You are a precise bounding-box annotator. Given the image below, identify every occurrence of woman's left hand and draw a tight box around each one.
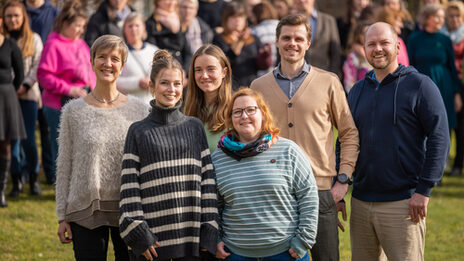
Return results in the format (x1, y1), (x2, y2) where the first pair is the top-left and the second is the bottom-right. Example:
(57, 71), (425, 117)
(288, 248), (301, 259)
(216, 241), (231, 259)
(16, 85), (27, 96)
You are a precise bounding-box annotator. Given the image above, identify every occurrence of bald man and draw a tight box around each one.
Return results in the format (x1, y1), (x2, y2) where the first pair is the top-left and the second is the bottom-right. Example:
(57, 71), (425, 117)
(347, 22), (449, 261)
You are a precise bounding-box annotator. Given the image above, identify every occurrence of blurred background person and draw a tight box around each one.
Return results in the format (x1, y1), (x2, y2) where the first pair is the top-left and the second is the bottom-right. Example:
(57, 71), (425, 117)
(251, 1), (279, 76)
(0, 12), (24, 208)
(179, 0), (214, 56)
(294, 0), (343, 78)
(117, 12), (158, 104)
(244, 0), (261, 25)
(272, 0), (293, 20)
(198, 0), (227, 32)
(342, 22), (371, 93)
(184, 44), (232, 152)
(85, 0), (133, 47)
(380, 0), (414, 43)
(376, 6), (409, 66)
(213, 2), (271, 89)
(56, 35), (148, 261)
(2, 0), (43, 197)
(408, 4), (462, 148)
(37, 0), (96, 185)
(213, 88), (318, 261)
(25, 0), (58, 185)
(337, 0), (370, 52)
(146, 0), (192, 71)
(443, 1), (464, 176)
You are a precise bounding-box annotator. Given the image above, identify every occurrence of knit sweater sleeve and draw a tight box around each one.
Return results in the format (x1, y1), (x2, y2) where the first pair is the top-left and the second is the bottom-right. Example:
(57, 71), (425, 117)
(197, 123), (219, 255)
(329, 75), (360, 178)
(289, 141), (319, 257)
(55, 103), (74, 222)
(119, 124), (157, 256)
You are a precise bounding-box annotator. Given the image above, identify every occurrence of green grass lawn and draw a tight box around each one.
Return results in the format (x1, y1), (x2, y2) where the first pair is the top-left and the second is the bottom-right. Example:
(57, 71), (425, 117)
(1, 175), (463, 260)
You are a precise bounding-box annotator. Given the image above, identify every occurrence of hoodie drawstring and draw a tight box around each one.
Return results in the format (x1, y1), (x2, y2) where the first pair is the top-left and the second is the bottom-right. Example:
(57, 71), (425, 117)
(393, 74), (402, 125)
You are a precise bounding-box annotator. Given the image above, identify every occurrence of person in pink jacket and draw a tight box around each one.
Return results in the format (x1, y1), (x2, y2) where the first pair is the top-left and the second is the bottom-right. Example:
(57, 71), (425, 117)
(37, 0), (96, 184)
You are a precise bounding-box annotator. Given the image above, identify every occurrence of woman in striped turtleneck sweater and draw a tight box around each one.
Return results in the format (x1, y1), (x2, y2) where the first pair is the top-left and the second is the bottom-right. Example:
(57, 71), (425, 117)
(119, 49), (218, 261)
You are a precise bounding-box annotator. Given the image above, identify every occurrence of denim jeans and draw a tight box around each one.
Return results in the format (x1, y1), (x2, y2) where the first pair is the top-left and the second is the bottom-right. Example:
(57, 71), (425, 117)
(42, 106), (61, 184)
(38, 107), (53, 183)
(10, 100), (39, 176)
(225, 250), (310, 261)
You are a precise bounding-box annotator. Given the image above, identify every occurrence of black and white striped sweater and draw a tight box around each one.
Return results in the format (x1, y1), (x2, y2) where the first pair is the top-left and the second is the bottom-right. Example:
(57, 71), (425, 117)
(119, 101), (218, 259)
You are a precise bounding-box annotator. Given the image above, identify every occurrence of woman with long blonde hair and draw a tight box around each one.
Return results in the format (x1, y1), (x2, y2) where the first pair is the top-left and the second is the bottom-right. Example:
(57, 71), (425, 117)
(2, 0), (43, 197)
(184, 44), (232, 152)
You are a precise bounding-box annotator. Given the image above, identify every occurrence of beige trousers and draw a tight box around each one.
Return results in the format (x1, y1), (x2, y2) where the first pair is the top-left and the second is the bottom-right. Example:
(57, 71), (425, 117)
(350, 197), (426, 261)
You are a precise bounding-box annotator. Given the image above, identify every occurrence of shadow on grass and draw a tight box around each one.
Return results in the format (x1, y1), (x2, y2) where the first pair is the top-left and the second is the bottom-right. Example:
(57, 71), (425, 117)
(7, 193), (55, 202)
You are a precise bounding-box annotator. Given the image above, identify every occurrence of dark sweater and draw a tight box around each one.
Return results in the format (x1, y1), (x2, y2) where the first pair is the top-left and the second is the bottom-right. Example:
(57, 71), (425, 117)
(84, 1), (132, 47)
(119, 101), (218, 259)
(0, 37), (24, 89)
(213, 33), (262, 89)
(198, 0), (227, 29)
(348, 65), (449, 202)
(145, 16), (192, 71)
(24, 0), (59, 44)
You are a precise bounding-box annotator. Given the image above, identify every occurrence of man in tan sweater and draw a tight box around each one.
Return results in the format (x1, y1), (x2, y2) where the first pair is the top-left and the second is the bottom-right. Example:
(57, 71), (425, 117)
(251, 14), (359, 261)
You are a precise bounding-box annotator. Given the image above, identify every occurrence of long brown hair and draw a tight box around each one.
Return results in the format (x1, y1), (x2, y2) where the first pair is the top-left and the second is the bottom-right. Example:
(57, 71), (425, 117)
(184, 44), (232, 133)
(2, 1), (34, 57)
(224, 88), (280, 138)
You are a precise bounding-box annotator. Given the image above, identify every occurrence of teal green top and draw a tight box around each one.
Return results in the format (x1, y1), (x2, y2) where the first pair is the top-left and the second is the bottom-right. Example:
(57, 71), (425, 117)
(212, 137), (319, 258)
(204, 123), (223, 153)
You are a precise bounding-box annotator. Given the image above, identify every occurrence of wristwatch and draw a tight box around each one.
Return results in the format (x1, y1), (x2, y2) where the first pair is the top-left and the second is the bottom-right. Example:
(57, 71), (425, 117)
(337, 173), (352, 185)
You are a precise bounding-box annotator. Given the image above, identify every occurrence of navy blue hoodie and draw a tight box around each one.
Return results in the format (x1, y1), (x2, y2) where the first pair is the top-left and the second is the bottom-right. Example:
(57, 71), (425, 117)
(24, 0), (59, 44)
(348, 65), (449, 202)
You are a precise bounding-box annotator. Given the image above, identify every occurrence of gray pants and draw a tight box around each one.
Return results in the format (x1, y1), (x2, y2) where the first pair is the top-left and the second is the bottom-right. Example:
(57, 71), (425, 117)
(310, 190), (339, 261)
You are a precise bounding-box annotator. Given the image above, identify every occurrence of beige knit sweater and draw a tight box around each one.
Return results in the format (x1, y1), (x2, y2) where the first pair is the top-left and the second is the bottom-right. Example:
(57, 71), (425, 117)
(251, 67), (359, 190)
(55, 96), (149, 227)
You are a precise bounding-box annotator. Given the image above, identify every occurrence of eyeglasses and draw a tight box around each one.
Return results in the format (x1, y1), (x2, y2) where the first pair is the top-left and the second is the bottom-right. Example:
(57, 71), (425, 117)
(232, 106), (259, 118)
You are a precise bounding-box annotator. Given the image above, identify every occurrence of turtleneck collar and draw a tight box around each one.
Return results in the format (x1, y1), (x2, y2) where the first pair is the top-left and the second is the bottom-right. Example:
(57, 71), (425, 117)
(9, 30), (21, 40)
(148, 100), (185, 125)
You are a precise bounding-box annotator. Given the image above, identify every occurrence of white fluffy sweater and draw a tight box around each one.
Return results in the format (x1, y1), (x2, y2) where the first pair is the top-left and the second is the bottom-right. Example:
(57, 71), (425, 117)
(55, 96), (149, 227)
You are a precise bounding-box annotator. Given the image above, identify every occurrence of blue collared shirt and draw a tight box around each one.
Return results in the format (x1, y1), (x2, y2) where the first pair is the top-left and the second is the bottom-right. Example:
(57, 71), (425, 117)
(273, 62), (311, 99)
(309, 10), (317, 42)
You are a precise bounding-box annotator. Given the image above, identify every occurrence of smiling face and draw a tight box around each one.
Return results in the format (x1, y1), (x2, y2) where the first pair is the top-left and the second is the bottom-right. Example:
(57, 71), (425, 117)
(276, 24), (311, 65)
(151, 68), (183, 107)
(232, 95), (263, 144)
(194, 54), (227, 95)
(123, 17), (145, 45)
(364, 23), (400, 71)
(4, 6), (24, 32)
(92, 47), (124, 83)
(61, 16), (86, 40)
